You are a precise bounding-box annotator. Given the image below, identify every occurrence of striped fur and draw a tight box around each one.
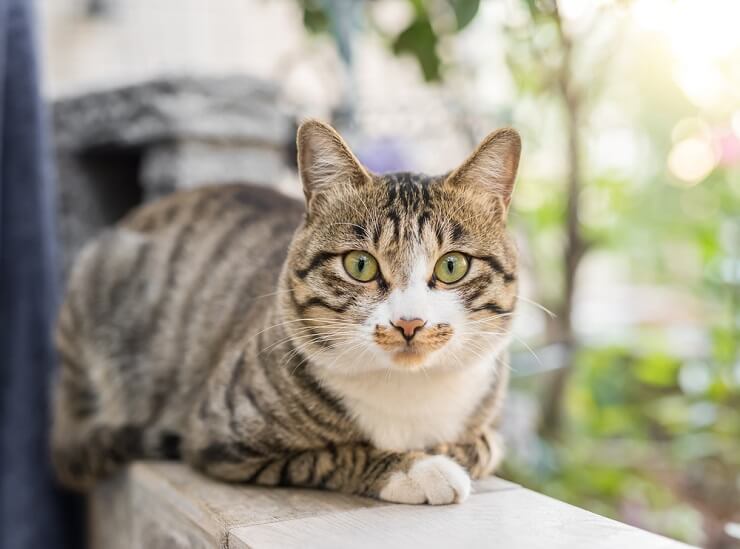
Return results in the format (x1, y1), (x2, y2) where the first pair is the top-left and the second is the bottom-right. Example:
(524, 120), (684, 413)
(51, 120), (521, 505)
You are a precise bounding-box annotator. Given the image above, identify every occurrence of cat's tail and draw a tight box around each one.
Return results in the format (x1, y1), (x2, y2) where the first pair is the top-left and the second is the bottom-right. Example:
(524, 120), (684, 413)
(51, 420), (143, 491)
(51, 304), (143, 490)
(50, 235), (146, 491)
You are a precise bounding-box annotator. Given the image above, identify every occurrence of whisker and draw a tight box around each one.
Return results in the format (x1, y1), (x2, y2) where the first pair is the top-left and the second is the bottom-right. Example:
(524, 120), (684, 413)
(284, 341), (331, 371)
(507, 333), (544, 369)
(467, 312), (516, 324)
(259, 330), (358, 356)
(460, 330), (507, 337)
(244, 288), (296, 301)
(249, 317), (351, 341)
(515, 295), (556, 318)
(280, 333), (358, 362)
(325, 340), (370, 370)
(499, 359), (516, 374)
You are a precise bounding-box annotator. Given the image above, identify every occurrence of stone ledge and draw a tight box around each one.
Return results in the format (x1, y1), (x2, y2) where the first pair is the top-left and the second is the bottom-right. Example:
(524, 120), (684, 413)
(53, 75), (293, 151)
(89, 462), (694, 549)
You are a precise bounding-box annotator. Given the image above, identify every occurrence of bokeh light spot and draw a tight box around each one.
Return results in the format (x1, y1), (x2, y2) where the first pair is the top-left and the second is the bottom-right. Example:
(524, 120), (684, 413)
(667, 138), (717, 185)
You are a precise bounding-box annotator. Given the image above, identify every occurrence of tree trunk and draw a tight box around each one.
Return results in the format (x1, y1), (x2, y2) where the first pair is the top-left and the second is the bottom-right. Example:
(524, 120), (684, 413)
(539, 1), (587, 437)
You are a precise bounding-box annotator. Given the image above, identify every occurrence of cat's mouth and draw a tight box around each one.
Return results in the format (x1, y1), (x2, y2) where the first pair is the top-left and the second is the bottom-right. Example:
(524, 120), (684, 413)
(373, 324), (454, 367)
(391, 347), (431, 367)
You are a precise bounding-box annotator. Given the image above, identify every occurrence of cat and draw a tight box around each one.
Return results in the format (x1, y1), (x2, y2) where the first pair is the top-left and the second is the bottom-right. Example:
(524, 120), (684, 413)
(51, 120), (521, 505)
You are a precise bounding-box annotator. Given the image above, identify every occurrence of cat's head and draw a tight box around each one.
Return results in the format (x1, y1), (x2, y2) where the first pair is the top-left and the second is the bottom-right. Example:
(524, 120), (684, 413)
(281, 120), (520, 375)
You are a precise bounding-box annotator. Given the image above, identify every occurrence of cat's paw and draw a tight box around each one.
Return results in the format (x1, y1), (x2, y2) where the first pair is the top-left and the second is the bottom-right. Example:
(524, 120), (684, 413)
(379, 455), (471, 505)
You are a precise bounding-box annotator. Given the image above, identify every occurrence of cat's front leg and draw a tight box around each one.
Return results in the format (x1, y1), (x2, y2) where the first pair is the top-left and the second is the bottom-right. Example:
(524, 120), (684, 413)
(431, 428), (505, 480)
(186, 441), (471, 505)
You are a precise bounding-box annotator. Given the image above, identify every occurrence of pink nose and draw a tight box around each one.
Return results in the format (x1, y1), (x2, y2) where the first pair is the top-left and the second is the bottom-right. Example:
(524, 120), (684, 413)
(391, 318), (426, 341)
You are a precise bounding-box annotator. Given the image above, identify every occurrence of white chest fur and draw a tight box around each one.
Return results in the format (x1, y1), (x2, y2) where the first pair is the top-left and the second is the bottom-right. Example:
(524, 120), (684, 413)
(319, 359), (496, 451)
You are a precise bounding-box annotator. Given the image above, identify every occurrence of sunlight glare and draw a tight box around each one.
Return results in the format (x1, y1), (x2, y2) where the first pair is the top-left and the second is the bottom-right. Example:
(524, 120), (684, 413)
(667, 137), (717, 185)
(632, 0), (740, 110)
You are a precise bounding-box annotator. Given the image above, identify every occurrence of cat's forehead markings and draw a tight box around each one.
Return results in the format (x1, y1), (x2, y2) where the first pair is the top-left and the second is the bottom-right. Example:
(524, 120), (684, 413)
(381, 172), (438, 208)
(375, 172), (445, 244)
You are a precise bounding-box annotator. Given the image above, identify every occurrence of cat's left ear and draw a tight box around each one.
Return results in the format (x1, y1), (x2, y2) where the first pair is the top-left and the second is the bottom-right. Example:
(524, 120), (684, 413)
(446, 128), (521, 209)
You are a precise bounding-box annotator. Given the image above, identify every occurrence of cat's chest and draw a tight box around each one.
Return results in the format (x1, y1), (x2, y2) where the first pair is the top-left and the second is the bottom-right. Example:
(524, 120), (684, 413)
(322, 361), (495, 451)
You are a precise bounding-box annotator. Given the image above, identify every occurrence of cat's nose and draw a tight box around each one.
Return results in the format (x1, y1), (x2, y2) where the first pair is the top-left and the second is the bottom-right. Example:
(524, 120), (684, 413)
(390, 318), (427, 342)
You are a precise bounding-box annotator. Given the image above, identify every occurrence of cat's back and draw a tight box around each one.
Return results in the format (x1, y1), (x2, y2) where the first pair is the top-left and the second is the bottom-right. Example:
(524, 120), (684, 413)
(122, 183), (304, 237)
(56, 183), (304, 395)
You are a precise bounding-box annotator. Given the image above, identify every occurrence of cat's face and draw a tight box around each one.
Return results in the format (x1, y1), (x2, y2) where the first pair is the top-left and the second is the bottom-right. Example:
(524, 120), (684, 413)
(281, 121), (520, 375)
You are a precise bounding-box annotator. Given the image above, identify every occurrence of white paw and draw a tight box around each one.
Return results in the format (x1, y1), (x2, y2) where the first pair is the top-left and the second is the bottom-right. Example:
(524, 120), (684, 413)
(379, 455), (471, 505)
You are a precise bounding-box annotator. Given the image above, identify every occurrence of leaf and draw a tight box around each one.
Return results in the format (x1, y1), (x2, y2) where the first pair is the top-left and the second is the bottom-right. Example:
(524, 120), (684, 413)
(634, 353), (680, 388)
(392, 15), (441, 81)
(522, 0), (542, 20)
(449, 0), (480, 30)
(302, 4), (329, 34)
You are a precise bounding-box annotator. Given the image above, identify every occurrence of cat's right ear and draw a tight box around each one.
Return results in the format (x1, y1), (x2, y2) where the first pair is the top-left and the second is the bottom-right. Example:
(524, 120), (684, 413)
(296, 120), (370, 211)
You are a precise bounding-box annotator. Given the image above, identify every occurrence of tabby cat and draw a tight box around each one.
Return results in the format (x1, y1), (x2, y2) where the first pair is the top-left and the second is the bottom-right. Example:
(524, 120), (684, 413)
(51, 120), (521, 505)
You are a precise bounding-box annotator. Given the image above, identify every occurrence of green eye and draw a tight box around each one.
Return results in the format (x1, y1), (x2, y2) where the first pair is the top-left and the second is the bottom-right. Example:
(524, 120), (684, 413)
(343, 251), (379, 282)
(434, 252), (469, 284)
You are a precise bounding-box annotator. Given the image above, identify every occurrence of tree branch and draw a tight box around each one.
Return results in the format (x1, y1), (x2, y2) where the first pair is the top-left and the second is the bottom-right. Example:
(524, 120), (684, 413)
(539, 0), (587, 437)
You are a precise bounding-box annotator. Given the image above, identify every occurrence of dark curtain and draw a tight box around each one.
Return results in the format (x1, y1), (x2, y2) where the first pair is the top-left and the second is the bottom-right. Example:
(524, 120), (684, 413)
(0, 0), (83, 547)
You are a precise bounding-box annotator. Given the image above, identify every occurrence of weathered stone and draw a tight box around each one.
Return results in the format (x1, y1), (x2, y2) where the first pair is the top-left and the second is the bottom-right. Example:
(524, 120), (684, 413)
(55, 150), (143, 277)
(140, 140), (286, 201)
(53, 76), (292, 151)
(90, 462), (695, 549)
(52, 76), (295, 278)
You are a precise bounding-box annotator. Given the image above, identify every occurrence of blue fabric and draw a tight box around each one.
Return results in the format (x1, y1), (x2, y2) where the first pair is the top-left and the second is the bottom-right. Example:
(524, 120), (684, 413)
(0, 0), (84, 547)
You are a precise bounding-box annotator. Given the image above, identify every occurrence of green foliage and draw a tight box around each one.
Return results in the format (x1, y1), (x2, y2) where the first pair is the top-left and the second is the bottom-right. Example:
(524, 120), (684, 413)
(297, 0), (481, 81)
(300, 0), (330, 34)
(391, 0), (481, 81)
(450, 0), (480, 30)
(509, 164), (739, 546)
(506, 337), (740, 544)
(391, 13), (440, 81)
(494, 4), (740, 546)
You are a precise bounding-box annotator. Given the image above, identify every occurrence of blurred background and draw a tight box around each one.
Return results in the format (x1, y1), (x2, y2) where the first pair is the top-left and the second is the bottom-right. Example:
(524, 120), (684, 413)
(5, 0), (739, 547)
